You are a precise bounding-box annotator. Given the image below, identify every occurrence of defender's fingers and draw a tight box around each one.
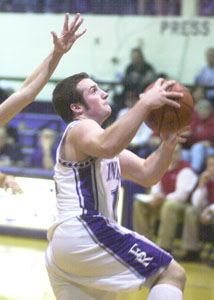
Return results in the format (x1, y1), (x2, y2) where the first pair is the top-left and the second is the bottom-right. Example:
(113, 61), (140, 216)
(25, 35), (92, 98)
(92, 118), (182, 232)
(76, 28), (87, 39)
(73, 17), (84, 33)
(63, 13), (69, 32)
(69, 13), (81, 31)
(50, 31), (58, 43)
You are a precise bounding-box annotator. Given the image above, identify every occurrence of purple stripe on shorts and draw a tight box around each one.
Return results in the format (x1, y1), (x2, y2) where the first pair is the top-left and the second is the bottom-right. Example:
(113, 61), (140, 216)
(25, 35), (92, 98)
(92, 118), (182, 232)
(79, 214), (172, 279)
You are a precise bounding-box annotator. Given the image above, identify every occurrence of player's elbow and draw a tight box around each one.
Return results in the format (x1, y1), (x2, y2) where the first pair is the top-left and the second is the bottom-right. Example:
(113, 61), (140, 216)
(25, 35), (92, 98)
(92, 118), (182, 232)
(140, 178), (158, 188)
(138, 170), (160, 187)
(101, 146), (118, 158)
(98, 143), (120, 158)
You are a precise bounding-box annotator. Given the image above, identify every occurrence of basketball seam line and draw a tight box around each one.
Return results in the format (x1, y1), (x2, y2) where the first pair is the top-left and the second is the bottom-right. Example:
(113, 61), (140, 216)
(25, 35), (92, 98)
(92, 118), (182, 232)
(179, 100), (194, 111)
(173, 107), (181, 129)
(159, 105), (167, 134)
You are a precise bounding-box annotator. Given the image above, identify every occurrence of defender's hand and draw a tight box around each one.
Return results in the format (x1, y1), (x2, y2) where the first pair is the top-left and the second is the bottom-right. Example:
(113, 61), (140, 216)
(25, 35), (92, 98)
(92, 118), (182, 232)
(51, 13), (86, 54)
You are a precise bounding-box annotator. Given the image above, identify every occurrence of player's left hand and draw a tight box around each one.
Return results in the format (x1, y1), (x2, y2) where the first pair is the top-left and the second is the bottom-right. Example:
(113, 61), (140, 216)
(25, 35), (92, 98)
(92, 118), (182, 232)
(51, 13), (86, 54)
(160, 126), (189, 149)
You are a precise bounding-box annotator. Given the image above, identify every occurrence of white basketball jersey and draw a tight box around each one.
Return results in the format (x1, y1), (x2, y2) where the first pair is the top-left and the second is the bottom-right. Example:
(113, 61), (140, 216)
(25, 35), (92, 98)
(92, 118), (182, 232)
(54, 120), (121, 222)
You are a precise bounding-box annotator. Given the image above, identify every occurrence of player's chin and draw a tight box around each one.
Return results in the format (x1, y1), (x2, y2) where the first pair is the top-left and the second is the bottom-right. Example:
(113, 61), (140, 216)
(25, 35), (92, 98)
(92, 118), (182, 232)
(103, 106), (112, 120)
(105, 104), (112, 115)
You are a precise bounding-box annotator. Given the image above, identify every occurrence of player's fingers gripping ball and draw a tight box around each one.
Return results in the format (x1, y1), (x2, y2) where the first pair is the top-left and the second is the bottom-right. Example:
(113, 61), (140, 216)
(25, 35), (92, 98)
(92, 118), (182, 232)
(144, 79), (194, 134)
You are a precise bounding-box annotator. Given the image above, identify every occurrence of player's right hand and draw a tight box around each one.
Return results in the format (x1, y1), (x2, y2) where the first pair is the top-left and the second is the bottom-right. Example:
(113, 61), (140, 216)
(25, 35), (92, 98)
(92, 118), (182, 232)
(140, 78), (183, 111)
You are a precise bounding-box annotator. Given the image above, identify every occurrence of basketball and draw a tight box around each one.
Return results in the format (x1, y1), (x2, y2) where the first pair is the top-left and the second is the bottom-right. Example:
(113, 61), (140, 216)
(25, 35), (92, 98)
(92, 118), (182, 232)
(144, 80), (194, 134)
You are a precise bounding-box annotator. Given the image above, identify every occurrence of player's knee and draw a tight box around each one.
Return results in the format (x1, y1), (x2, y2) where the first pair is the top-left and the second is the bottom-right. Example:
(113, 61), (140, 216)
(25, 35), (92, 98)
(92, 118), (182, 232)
(174, 261), (186, 285)
(159, 260), (186, 290)
(168, 261), (186, 287)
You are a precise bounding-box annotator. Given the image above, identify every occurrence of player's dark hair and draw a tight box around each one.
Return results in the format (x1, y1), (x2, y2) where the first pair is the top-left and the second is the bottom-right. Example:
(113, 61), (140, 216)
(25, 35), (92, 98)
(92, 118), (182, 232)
(52, 72), (90, 124)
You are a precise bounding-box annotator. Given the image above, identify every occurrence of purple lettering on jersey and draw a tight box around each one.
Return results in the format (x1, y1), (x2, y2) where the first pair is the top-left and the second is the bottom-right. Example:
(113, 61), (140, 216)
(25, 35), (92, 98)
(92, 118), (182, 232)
(107, 162), (120, 181)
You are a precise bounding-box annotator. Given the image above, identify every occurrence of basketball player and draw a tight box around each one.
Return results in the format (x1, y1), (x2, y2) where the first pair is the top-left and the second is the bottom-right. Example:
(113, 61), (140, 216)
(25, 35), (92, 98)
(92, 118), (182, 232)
(0, 13), (86, 127)
(45, 61), (189, 300)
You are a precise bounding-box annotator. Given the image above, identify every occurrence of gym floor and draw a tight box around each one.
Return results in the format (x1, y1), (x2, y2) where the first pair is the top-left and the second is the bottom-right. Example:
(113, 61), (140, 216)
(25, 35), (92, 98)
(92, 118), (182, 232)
(0, 235), (213, 300)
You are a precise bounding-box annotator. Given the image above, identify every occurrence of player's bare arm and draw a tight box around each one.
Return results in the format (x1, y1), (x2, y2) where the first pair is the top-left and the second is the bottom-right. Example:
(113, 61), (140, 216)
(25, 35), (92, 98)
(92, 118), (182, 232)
(119, 126), (188, 187)
(0, 13), (86, 126)
(66, 79), (184, 160)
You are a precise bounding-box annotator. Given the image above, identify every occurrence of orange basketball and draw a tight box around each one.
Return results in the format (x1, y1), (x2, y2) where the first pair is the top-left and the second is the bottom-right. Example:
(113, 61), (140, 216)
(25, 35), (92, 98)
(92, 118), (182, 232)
(144, 80), (194, 134)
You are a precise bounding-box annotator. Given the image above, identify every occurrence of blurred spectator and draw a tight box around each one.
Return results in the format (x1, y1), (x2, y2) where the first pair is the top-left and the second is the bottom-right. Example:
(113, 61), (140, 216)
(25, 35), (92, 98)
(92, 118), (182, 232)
(0, 0), (137, 14)
(191, 84), (206, 106)
(116, 90), (153, 155)
(0, 171), (22, 194)
(133, 144), (198, 257)
(0, 0), (13, 12)
(1, 0), (213, 16)
(178, 153), (214, 261)
(144, 0), (181, 15)
(0, 126), (23, 167)
(195, 47), (214, 102)
(199, 0), (214, 16)
(156, 0), (181, 15)
(31, 128), (57, 170)
(122, 48), (156, 95)
(182, 99), (214, 173)
(192, 154), (214, 226)
(138, 132), (161, 159)
(44, 0), (68, 13)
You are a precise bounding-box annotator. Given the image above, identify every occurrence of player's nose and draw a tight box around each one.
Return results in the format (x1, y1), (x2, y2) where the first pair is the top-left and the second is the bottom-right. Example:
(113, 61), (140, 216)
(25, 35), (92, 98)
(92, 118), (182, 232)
(102, 90), (109, 99)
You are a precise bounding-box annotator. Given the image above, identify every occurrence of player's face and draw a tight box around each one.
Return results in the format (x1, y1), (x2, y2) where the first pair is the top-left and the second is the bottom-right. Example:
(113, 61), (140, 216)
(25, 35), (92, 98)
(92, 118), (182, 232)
(76, 78), (111, 124)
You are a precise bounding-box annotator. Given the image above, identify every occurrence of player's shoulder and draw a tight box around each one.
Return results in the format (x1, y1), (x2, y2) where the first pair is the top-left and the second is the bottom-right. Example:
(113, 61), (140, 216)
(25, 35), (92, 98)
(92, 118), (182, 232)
(72, 118), (101, 131)
(67, 118), (102, 139)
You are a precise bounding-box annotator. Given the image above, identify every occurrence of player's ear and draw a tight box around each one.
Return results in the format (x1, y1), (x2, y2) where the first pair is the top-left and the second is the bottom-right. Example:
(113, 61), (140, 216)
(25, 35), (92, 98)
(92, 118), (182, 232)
(70, 103), (84, 114)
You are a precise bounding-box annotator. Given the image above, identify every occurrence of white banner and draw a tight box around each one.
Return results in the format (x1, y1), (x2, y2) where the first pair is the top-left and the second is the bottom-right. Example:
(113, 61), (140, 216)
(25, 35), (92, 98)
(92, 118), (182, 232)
(0, 13), (213, 99)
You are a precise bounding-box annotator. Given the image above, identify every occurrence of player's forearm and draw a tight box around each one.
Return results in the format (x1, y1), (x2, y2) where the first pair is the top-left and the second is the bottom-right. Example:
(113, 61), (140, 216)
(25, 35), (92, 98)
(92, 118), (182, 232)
(141, 142), (175, 186)
(21, 49), (63, 99)
(0, 49), (63, 126)
(99, 99), (151, 157)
